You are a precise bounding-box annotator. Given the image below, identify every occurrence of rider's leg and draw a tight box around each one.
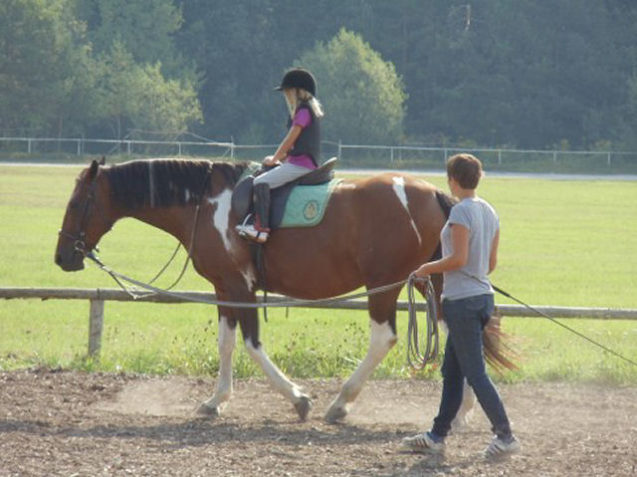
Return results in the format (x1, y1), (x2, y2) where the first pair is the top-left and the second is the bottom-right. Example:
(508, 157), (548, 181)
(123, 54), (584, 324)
(237, 163), (310, 243)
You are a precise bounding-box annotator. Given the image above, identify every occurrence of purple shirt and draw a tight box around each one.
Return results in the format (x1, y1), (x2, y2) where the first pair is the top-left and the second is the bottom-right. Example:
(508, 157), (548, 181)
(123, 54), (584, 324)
(287, 108), (317, 169)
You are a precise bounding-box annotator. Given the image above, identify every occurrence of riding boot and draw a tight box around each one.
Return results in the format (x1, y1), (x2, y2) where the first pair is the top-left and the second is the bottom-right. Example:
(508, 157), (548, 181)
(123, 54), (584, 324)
(253, 183), (271, 233)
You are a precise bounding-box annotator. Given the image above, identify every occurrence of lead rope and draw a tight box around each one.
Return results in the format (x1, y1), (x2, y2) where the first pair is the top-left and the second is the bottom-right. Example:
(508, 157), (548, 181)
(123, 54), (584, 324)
(86, 250), (409, 308)
(406, 275), (440, 370)
(459, 271), (637, 368)
(490, 283), (637, 367)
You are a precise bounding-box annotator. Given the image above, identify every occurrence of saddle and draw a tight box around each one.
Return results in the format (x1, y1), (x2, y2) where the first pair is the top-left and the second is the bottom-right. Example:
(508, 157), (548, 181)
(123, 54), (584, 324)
(231, 157), (339, 230)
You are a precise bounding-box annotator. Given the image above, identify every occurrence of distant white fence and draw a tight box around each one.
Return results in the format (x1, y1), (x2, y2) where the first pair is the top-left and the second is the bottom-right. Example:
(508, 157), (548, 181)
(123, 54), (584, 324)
(1, 136), (636, 169)
(2, 287), (636, 357)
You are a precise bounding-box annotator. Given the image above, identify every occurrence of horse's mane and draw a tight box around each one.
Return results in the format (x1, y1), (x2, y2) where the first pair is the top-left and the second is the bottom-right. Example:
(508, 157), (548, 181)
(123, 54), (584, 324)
(106, 159), (249, 209)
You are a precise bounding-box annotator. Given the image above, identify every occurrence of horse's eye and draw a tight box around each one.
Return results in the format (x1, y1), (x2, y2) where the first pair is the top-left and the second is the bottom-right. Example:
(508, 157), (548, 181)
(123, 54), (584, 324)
(69, 200), (80, 210)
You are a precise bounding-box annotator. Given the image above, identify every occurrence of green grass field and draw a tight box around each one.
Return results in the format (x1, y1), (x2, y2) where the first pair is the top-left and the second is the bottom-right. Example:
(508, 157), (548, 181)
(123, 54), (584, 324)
(1, 164), (636, 383)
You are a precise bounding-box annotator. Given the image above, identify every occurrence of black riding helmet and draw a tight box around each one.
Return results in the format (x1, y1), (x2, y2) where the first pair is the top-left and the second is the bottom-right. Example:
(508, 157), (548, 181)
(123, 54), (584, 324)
(274, 68), (317, 96)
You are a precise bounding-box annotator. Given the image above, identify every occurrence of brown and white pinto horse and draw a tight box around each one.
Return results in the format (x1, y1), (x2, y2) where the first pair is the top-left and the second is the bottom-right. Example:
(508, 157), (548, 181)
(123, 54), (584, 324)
(55, 158), (459, 422)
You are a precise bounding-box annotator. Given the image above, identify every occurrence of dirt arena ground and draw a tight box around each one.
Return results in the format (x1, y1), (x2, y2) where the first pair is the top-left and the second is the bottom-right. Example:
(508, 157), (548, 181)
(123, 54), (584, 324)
(0, 368), (635, 476)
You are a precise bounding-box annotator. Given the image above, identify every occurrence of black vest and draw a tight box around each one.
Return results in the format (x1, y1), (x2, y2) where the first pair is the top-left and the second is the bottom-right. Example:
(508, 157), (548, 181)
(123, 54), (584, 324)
(288, 101), (321, 166)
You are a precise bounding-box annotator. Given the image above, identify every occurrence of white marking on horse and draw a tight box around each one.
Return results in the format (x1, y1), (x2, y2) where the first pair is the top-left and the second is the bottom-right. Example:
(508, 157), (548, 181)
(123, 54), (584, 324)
(244, 339), (304, 402)
(207, 189), (233, 251)
(207, 188), (256, 291)
(326, 320), (397, 419)
(338, 183), (357, 190)
(240, 268), (257, 292)
(392, 176), (421, 245)
(202, 316), (236, 411)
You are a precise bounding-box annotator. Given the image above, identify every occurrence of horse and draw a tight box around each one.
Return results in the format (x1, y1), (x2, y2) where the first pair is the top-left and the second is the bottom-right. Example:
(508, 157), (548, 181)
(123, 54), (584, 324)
(55, 157), (506, 423)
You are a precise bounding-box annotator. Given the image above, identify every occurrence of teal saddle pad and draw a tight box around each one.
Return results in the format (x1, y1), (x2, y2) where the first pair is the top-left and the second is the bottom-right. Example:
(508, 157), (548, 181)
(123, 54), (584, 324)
(279, 179), (342, 228)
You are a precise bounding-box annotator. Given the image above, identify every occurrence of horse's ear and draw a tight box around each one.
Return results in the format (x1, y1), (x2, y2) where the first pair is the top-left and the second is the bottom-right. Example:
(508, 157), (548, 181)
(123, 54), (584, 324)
(99, 156), (106, 166)
(88, 159), (100, 179)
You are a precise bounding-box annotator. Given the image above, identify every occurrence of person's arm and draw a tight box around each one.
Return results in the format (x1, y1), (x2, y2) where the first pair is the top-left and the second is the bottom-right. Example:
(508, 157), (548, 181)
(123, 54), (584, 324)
(488, 228), (499, 274)
(263, 125), (303, 166)
(413, 224), (469, 278)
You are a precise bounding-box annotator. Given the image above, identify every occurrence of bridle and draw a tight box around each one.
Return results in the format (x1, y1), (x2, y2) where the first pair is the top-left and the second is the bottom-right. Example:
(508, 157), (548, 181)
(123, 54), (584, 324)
(58, 173), (101, 258)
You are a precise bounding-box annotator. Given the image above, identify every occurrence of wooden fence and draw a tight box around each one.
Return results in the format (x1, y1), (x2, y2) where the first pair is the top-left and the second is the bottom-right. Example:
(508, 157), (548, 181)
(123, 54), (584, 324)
(2, 287), (636, 357)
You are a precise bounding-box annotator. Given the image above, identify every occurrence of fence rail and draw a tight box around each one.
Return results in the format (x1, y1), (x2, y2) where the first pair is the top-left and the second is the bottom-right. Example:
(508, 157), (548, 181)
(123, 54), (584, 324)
(2, 287), (636, 357)
(1, 136), (636, 170)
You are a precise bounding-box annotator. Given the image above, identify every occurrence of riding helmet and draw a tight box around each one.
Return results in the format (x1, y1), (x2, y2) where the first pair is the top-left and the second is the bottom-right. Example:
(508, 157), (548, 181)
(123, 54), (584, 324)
(275, 68), (317, 96)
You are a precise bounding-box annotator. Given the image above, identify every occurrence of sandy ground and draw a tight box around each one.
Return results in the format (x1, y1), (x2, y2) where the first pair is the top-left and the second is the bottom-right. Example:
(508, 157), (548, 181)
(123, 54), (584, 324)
(0, 368), (635, 476)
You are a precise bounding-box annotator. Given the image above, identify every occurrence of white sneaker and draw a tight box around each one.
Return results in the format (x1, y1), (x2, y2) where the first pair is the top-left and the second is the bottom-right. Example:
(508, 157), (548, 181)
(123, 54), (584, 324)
(484, 435), (521, 459)
(235, 224), (269, 243)
(402, 431), (445, 454)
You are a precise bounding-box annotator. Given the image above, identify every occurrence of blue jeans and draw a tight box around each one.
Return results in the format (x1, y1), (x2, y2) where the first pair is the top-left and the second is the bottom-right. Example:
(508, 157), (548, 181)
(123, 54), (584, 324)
(432, 294), (512, 439)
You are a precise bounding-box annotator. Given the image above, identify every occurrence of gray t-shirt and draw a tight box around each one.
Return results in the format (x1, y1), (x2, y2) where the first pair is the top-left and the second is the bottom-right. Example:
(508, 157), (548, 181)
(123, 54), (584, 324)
(441, 197), (499, 300)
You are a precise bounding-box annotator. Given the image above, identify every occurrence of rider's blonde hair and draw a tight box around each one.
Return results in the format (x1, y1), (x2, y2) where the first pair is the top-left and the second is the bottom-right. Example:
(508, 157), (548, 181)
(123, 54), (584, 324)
(284, 88), (324, 119)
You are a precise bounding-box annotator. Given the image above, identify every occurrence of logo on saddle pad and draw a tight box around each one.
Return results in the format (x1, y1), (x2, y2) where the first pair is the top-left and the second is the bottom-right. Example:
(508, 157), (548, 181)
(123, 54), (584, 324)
(302, 200), (320, 221)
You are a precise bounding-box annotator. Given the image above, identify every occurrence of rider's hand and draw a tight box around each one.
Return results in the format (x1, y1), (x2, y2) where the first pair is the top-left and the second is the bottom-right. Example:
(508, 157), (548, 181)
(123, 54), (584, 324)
(262, 155), (280, 167)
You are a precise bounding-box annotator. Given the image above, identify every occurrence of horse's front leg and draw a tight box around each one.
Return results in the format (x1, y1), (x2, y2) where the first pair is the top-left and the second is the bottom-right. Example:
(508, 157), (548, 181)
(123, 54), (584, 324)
(240, 311), (312, 421)
(197, 314), (237, 417)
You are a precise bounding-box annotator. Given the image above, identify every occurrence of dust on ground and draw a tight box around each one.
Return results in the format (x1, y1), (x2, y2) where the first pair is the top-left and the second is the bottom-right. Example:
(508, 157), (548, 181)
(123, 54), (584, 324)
(0, 369), (635, 476)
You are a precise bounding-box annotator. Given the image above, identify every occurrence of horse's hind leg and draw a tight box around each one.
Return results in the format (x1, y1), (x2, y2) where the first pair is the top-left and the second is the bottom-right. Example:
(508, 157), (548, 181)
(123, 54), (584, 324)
(325, 293), (398, 423)
(197, 315), (237, 417)
(452, 380), (476, 431)
(240, 313), (312, 421)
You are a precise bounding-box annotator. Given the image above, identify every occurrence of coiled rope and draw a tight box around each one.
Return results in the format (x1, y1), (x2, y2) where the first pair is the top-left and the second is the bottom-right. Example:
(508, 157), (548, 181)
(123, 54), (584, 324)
(406, 275), (440, 370)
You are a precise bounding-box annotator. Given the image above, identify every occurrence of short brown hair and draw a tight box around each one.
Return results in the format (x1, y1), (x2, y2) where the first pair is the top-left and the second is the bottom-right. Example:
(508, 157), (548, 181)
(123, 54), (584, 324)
(446, 154), (483, 189)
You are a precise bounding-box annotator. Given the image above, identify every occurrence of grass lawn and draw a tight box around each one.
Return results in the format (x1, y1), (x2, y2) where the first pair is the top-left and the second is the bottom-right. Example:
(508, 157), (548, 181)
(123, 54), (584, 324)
(1, 163), (636, 383)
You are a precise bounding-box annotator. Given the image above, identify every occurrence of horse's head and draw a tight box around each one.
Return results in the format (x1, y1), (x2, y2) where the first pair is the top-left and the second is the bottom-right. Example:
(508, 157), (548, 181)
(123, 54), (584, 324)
(55, 157), (113, 271)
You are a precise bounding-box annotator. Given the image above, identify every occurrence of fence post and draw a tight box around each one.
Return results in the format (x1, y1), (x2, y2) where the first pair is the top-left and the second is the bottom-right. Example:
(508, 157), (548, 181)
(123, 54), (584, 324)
(27, 139), (32, 154)
(498, 150), (502, 165)
(390, 147), (394, 163)
(607, 152), (612, 167)
(88, 298), (104, 357)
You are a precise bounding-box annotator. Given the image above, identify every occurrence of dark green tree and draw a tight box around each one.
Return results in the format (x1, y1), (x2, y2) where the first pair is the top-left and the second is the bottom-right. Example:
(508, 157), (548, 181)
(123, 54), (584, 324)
(298, 29), (406, 144)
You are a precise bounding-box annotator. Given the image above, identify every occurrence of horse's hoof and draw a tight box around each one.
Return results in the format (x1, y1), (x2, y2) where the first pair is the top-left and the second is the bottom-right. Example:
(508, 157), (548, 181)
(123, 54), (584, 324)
(324, 405), (347, 424)
(294, 396), (312, 421)
(196, 402), (220, 418)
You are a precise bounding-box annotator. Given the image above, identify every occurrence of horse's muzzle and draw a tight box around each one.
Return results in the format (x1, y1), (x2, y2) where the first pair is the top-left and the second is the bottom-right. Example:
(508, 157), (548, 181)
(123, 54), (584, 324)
(55, 250), (85, 272)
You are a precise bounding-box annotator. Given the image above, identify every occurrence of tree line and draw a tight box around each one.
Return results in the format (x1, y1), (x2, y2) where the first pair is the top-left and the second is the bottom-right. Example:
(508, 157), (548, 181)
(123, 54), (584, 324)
(2, 0), (637, 151)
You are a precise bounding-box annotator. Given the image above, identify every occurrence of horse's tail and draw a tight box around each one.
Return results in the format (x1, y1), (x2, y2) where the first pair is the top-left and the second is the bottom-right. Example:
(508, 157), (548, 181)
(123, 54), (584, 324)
(482, 315), (519, 373)
(435, 189), (456, 220)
